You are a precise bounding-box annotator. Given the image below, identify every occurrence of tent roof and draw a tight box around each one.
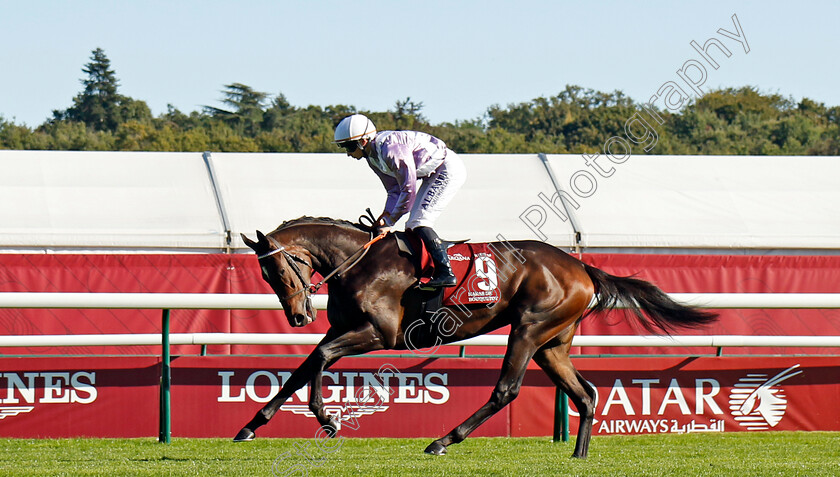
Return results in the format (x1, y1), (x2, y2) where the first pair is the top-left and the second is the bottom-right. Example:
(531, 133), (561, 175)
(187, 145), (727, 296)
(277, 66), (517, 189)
(1, 151), (837, 252)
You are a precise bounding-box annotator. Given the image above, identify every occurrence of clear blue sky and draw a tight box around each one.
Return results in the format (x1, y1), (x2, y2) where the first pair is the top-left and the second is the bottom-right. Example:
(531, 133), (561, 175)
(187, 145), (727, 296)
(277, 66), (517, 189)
(1, 0), (838, 127)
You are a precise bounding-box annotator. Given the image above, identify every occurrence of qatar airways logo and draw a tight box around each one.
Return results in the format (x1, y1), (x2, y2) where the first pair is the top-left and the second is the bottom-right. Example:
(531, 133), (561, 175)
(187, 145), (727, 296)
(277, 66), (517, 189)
(0, 372), (98, 420)
(729, 365), (802, 430)
(218, 366), (449, 430)
(592, 365), (803, 434)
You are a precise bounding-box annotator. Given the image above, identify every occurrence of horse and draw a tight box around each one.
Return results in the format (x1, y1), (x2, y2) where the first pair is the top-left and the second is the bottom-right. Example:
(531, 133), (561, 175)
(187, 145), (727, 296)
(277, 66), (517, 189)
(235, 216), (717, 458)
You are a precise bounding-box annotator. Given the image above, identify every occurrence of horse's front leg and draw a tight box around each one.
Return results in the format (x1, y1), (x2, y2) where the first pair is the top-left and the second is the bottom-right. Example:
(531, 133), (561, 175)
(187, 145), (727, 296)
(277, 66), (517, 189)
(234, 324), (385, 442)
(308, 370), (339, 436)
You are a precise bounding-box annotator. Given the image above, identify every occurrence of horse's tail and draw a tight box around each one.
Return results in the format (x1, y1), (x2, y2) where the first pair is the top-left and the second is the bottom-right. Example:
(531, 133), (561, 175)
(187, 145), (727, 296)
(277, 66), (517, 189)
(582, 263), (717, 334)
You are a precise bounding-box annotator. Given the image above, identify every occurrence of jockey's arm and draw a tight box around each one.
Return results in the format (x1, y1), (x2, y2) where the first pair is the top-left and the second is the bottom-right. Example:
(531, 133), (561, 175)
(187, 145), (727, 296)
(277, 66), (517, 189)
(383, 154), (417, 226)
(369, 143), (418, 230)
(369, 165), (399, 225)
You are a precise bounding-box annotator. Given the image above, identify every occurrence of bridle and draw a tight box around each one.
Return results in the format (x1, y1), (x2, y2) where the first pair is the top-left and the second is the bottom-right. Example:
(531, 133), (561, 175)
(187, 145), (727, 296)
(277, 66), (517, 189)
(255, 231), (389, 322)
(257, 236), (313, 299)
(257, 236), (317, 323)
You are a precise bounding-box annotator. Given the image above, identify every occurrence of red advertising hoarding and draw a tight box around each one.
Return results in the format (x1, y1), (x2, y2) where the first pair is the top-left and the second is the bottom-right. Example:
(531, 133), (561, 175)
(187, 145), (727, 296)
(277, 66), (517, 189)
(512, 356), (839, 437)
(1, 253), (839, 356)
(1, 356), (836, 439)
(1, 251), (838, 438)
(171, 356), (510, 439)
(0, 357), (159, 438)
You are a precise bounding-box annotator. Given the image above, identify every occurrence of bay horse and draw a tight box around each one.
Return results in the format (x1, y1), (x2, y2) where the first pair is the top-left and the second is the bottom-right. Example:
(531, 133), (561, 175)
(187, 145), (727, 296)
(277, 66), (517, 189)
(236, 217), (716, 458)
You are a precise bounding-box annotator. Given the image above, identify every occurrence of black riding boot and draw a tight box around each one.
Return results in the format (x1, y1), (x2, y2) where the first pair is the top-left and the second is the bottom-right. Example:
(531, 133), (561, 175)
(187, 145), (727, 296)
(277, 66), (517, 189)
(415, 226), (457, 288)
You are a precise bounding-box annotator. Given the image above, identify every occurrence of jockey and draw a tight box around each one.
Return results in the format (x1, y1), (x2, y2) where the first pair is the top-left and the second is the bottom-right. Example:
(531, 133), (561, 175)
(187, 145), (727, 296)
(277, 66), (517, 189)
(334, 114), (466, 288)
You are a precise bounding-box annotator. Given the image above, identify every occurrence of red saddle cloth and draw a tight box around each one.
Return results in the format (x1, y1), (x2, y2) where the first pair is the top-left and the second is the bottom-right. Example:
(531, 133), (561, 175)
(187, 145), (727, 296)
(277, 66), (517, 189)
(405, 234), (501, 306)
(440, 243), (501, 306)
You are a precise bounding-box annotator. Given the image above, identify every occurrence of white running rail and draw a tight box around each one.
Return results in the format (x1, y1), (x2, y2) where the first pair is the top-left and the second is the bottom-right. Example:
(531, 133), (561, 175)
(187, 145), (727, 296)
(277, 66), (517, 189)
(0, 292), (839, 348)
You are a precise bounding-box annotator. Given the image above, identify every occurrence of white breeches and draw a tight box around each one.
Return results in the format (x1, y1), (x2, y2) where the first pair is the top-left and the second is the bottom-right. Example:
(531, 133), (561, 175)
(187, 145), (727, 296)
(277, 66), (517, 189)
(406, 150), (466, 229)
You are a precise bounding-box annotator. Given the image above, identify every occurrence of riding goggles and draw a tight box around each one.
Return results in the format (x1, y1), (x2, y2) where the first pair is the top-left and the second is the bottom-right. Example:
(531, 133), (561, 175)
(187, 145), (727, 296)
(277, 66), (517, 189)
(338, 141), (358, 153)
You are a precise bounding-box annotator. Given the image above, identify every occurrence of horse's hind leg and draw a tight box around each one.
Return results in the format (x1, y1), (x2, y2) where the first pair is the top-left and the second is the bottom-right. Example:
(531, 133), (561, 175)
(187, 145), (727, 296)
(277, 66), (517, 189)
(424, 327), (538, 455)
(533, 336), (596, 458)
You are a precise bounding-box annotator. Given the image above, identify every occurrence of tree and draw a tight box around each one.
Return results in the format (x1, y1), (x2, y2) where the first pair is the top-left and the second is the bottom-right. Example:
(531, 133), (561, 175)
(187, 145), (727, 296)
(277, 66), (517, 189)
(7, 73), (839, 154)
(0, 116), (37, 149)
(60, 48), (120, 130)
(204, 83), (268, 136)
(486, 85), (637, 152)
(261, 93), (296, 131)
(393, 96), (426, 128)
(54, 48), (151, 131)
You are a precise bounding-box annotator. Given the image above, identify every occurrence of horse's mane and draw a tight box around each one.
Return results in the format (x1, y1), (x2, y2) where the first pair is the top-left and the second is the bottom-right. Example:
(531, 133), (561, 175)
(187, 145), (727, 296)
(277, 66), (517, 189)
(271, 216), (372, 234)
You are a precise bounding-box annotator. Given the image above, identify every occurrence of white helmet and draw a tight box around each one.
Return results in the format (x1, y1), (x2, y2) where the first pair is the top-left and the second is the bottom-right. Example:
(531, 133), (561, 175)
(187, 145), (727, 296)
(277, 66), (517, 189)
(334, 114), (377, 144)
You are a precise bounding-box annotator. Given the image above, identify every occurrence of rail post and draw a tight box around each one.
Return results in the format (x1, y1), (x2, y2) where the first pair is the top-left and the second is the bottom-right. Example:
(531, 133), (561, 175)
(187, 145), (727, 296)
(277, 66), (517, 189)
(159, 309), (172, 444)
(553, 388), (569, 443)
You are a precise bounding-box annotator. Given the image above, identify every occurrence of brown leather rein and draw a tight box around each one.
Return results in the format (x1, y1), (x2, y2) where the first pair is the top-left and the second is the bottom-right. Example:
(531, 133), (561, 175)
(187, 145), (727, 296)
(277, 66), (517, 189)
(256, 232), (388, 317)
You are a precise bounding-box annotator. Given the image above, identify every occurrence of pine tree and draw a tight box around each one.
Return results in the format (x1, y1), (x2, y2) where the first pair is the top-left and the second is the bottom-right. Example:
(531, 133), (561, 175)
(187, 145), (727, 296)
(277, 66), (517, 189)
(204, 83), (268, 136)
(62, 48), (122, 130)
(52, 48), (150, 132)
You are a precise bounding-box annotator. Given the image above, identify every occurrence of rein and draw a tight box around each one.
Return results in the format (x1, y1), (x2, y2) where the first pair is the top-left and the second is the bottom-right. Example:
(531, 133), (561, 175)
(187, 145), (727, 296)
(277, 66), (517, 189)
(315, 230), (388, 288)
(257, 231), (389, 305)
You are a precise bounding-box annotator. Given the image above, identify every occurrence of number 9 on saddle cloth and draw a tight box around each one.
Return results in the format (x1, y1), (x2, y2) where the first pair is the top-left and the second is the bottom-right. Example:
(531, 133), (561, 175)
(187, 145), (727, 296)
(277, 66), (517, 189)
(393, 230), (501, 318)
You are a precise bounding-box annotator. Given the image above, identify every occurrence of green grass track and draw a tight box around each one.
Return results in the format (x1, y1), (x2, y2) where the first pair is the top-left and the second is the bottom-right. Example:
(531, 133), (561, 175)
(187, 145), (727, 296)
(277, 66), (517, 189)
(0, 432), (838, 476)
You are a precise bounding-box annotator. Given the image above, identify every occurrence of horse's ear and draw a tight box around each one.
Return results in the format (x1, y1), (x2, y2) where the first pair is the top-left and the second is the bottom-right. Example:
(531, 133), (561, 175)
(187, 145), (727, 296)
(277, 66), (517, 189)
(240, 233), (258, 250)
(256, 230), (267, 243)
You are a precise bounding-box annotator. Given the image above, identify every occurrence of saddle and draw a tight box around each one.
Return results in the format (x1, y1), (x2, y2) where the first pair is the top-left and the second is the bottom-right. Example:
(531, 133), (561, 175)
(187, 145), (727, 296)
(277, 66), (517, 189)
(393, 231), (501, 315)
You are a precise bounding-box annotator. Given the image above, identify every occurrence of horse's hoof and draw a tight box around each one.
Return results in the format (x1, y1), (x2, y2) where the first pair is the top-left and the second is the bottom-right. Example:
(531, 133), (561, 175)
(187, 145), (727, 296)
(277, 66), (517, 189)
(233, 428), (255, 442)
(321, 422), (339, 438)
(424, 441), (447, 455)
